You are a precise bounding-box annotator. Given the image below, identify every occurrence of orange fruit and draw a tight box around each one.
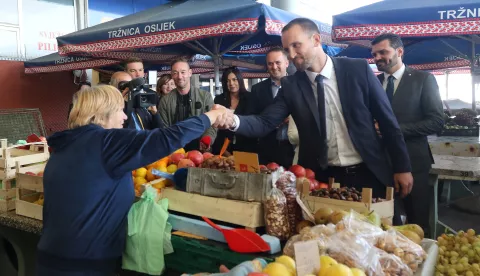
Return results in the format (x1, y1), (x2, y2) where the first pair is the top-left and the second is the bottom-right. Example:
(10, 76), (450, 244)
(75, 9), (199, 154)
(152, 179), (168, 189)
(146, 167), (156, 182)
(132, 170), (136, 177)
(135, 168), (147, 178)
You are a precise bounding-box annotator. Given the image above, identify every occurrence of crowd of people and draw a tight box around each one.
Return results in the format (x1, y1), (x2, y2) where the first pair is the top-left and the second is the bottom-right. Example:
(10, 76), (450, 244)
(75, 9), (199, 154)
(39, 17), (443, 276)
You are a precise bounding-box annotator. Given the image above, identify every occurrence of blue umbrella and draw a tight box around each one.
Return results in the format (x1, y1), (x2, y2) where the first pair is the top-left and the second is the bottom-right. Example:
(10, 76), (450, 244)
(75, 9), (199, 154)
(332, 0), (480, 109)
(56, 0), (344, 93)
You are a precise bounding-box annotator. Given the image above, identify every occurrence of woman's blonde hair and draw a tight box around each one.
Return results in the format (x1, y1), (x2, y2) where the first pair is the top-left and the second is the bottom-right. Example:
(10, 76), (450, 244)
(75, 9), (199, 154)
(68, 85), (124, 129)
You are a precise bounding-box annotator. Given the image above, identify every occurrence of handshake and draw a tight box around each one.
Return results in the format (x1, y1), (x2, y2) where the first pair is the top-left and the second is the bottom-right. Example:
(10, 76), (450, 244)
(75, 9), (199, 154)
(205, 104), (237, 130)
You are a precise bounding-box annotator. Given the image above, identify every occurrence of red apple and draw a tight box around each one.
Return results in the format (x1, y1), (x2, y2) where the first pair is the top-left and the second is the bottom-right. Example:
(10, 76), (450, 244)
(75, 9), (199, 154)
(203, 152), (214, 160)
(311, 179), (320, 190)
(39, 136), (47, 142)
(289, 165), (306, 178)
(187, 150), (204, 167)
(178, 158), (195, 168)
(266, 162), (280, 171)
(169, 153), (185, 165)
(305, 168), (315, 179)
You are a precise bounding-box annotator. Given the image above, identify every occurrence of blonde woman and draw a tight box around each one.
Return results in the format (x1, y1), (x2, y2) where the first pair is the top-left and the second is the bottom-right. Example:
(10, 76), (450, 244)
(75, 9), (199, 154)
(37, 85), (229, 276)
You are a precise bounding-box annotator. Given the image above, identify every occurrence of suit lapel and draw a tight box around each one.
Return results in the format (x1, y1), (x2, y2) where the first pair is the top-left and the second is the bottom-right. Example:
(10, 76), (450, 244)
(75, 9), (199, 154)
(296, 71), (321, 131)
(330, 57), (350, 117)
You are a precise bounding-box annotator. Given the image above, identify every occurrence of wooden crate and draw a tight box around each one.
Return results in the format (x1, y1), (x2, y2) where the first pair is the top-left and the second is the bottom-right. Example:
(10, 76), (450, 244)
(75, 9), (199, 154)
(159, 188), (264, 232)
(15, 162), (44, 220)
(0, 184), (16, 212)
(0, 139), (49, 181)
(299, 179), (394, 220)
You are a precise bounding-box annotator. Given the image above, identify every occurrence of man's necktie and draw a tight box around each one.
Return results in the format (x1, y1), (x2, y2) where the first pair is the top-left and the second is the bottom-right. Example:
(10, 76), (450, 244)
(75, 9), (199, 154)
(386, 75), (395, 103)
(315, 74), (329, 169)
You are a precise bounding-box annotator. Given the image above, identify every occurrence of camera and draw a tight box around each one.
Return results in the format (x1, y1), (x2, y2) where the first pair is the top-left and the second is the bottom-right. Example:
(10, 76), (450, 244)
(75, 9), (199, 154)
(120, 78), (158, 108)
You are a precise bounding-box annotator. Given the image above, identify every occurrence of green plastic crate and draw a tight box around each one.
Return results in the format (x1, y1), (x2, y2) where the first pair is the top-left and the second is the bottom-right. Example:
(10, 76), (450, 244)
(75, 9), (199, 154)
(165, 235), (275, 274)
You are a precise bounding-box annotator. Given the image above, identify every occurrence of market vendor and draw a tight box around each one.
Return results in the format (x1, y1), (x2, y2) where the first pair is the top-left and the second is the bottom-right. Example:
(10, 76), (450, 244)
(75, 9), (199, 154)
(36, 85), (231, 276)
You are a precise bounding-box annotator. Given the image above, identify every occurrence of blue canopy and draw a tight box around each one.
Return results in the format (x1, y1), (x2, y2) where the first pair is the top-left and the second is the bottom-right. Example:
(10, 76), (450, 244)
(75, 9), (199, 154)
(56, 0), (344, 93)
(332, 0), (480, 109)
(333, 0), (480, 41)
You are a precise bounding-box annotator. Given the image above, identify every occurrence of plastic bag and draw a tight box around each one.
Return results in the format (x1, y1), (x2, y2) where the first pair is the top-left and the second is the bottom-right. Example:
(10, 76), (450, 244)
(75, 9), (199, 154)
(326, 231), (385, 276)
(375, 229), (427, 273)
(334, 211), (384, 244)
(122, 186), (172, 275)
(264, 185), (290, 240)
(282, 225), (332, 258)
(275, 168), (299, 236)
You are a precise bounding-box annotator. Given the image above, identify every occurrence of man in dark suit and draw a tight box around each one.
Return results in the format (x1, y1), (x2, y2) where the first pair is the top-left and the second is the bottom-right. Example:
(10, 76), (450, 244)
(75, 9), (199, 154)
(372, 33), (444, 232)
(248, 47), (294, 168)
(213, 18), (413, 201)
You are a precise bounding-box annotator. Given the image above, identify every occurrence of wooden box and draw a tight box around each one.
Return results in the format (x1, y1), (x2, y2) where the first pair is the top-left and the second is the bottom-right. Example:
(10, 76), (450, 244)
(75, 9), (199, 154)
(0, 185), (16, 212)
(299, 179), (394, 220)
(15, 162), (44, 220)
(186, 167), (272, 202)
(159, 188), (264, 232)
(0, 139), (49, 181)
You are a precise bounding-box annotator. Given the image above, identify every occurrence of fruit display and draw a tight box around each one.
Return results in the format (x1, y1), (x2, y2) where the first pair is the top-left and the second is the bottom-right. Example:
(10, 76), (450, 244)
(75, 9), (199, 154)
(310, 187), (385, 203)
(282, 211), (428, 275)
(435, 229), (480, 276)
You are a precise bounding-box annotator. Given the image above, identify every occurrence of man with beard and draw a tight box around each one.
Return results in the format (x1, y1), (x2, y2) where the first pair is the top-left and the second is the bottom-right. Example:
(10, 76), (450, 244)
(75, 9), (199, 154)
(213, 18), (413, 210)
(159, 57), (216, 151)
(372, 33), (443, 232)
(248, 47), (295, 168)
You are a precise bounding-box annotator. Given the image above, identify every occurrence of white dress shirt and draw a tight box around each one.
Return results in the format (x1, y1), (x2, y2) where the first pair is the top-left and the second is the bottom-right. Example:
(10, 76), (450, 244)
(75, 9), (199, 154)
(305, 56), (362, 166)
(382, 63), (406, 94)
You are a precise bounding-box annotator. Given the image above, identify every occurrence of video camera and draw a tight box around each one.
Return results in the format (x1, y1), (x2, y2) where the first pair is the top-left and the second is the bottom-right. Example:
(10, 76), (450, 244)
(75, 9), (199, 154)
(119, 77), (158, 108)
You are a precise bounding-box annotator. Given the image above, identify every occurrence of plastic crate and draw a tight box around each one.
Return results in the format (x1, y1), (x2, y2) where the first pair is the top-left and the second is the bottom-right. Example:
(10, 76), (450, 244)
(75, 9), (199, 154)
(164, 235), (274, 274)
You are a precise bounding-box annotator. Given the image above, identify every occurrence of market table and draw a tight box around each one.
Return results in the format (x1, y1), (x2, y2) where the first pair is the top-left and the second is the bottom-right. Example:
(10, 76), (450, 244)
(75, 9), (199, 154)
(0, 211), (274, 276)
(430, 154), (480, 238)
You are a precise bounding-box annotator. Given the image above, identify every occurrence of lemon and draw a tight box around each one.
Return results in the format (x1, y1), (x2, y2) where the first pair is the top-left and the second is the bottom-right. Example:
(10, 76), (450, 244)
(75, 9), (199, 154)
(167, 164), (178, 174)
(350, 268), (366, 276)
(324, 264), (353, 276)
(318, 255), (338, 276)
(135, 167), (147, 178)
(134, 176), (147, 186)
(263, 262), (292, 276)
(275, 256), (296, 275)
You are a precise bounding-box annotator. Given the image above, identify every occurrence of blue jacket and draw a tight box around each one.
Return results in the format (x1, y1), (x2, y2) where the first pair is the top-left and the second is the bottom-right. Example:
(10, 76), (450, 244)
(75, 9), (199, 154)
(37, 114), (210, 273)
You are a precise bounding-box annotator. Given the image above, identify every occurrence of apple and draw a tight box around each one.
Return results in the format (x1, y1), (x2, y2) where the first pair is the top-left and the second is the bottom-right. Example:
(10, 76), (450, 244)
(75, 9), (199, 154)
(309, 179), (316, 191)
(169, 153), (185, 165)
(289, 164), (306, 178)
(37, 171), (44, 176)
(25, 172), (36, 176)
(266, 162), (280, 171)
(39, 136), (47, 142)
(187, 150), (204, 167)
(305, 168), (315, 179)
(178, 159), (195, 168)
(203, 152), (214, 160)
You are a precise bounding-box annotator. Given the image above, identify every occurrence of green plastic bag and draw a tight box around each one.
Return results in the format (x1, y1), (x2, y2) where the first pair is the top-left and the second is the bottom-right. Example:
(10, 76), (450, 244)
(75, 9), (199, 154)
(122, 186), (173, 275)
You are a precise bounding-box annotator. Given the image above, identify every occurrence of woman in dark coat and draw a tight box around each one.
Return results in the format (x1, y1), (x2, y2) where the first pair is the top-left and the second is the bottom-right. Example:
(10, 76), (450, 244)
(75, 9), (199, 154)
(211, 67), (257, 155)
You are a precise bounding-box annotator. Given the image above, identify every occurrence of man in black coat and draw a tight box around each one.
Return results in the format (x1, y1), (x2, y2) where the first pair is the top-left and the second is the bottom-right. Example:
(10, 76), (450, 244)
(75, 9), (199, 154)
(248, 47), (294, 168)
(214, 18), (414, 202)
(372, 33), (444, 232)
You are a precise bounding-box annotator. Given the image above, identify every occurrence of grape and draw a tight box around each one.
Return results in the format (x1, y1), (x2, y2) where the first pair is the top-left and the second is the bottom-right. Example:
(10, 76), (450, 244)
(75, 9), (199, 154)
(466, 271), (474, 276)
(467, 229), (476, 237)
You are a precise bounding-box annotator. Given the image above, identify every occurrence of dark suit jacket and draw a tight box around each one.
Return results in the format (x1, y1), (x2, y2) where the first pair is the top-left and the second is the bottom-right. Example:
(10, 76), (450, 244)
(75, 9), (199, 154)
(211, 92), (256, 154)
(237, 57), (411, 187)
(248, 78), (294, 167)
(378, 66), (444, 172)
